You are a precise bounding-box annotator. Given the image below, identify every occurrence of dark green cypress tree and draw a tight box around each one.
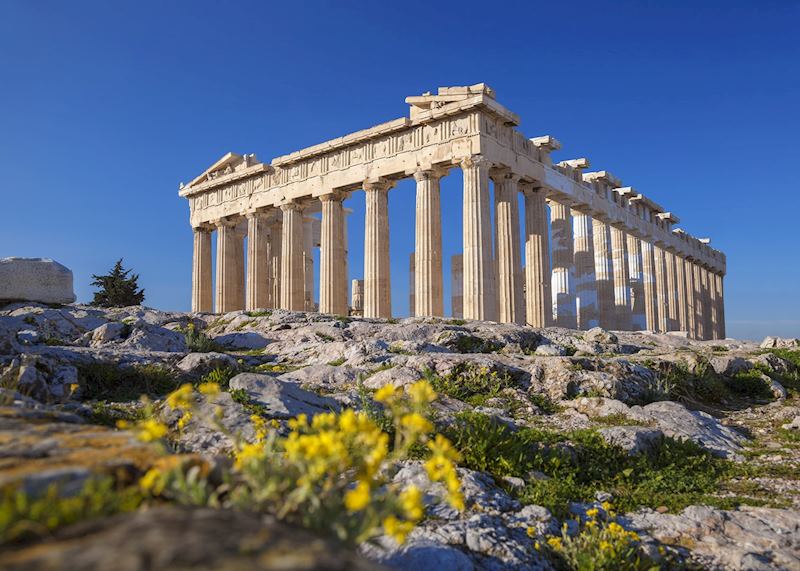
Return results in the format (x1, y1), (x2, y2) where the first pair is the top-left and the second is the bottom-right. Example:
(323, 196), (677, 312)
(90, 259), (145, 307)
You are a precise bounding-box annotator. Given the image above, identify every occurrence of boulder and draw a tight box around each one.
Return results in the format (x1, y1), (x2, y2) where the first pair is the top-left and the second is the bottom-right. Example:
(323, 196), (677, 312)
(228, 373), (340, 419)
(214, 331), (269, 350)
(90, 322), (129, 347)
(584, 327), (618, 345)
(0, 257), (76, 304)
(120, 324), (187, 352)
(759, 336), (800, 349)
(598, 426), (665, 456)
(176, 352), (239, 377)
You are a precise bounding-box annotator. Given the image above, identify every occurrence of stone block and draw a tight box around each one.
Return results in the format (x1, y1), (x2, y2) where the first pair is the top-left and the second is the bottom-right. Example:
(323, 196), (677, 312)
(0, 258), (76, 305)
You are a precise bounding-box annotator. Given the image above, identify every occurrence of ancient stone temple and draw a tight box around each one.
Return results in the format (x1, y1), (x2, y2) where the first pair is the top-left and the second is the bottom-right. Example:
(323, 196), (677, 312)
(179, 84), (726, 340)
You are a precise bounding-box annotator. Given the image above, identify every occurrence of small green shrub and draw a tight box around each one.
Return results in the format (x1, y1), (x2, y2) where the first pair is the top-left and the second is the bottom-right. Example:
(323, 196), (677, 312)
(182, 324), (225, 353)
(388, 344), (412, 355)
(316, 332), (335, 342)
(529, 393), (562, 414)
(452, 334), (502, 354)
(245, 310), (272, 318)
(0, 479), (142, 544)
(198, 367), (238, 389)
(724, 370), (773, 399)
(328, 357), (346, 366)
(77, 362), (178, 401)
(425, 365), (515, 405)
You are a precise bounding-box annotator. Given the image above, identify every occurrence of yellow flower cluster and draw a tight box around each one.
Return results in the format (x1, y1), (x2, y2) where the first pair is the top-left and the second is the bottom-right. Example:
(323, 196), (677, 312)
(424, 434), (464, 510)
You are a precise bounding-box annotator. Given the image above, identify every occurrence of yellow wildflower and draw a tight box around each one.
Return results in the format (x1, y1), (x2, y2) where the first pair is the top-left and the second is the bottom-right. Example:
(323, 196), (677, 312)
(69, 383), (80, 394)
(374, 384), (396, 403)
(400, 413), (434, 434)
(627, 531), (640, 541)
(139, 467), (164, 494)
(526, 527), (536, 538)
(177, 411), (192, 431)
(407, 380), (437, 405)
(288, 414), (308, 430)
(166, 383), (194, 410)
(235, 441), (265, 469)
(197, 381), (220, 396)
(383, 515), (414, 544)
(608, 522), (624, 535)
(116, 419), (131, 430)
(136, 418), (168, 442)
(546, 536), (563, 550)
(534, 541), (541, 550)
(586, 507), (599, 519)
(344, 480), (371, 512)
(600, 540), (612, 551)
(601, 500), (614, 512)
(338, 409), (358, 433)
(399, 485), (424, 521)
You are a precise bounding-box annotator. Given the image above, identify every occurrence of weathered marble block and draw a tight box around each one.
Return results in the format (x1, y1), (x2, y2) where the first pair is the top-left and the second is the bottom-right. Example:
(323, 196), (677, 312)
(0, 257), (76, 304)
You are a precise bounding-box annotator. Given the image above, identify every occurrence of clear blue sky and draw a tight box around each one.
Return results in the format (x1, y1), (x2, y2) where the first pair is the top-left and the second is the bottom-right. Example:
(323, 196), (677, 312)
(2, 0), (798, 340)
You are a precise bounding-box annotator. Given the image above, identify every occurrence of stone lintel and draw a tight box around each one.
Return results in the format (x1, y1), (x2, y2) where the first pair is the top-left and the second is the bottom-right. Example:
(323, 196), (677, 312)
(556, 158), (590, 170)
(530, 135), (562, 151)
(630, 193), (665, 214)
(583, 170), (622, 188)
(613, 186), (636, 197)
(699, 237), (711, 244)
(657, 212), (680, 224)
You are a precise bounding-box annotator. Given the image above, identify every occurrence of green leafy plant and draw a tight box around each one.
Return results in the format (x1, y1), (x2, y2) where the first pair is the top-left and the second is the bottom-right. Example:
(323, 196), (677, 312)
(425, 365), (516, 405)
(182, 324), (225, 353)
(77, 362), (178, 401)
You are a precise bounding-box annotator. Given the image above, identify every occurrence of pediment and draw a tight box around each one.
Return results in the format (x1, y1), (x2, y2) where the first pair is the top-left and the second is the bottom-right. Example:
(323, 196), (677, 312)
(184, 152), (259, 190)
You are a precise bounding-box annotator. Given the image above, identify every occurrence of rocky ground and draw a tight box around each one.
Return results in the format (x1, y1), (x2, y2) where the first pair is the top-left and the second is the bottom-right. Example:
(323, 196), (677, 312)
(0, 302), (798, 570)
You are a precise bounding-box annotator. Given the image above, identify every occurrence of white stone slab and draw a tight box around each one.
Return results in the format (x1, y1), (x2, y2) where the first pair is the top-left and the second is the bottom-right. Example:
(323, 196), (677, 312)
(0, 257), (76, 304)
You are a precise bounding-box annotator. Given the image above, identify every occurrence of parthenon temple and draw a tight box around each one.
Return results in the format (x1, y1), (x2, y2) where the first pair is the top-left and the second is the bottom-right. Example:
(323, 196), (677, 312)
(179, 84), (726, 340)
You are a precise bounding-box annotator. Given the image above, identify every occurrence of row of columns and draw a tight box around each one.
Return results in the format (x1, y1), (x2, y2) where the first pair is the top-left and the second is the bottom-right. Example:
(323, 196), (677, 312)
(191, 155), (725, 340)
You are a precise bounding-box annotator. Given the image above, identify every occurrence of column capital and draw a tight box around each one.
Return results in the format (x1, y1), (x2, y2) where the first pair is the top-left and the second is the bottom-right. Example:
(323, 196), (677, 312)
(490, 167), (522, 184)
(363, 178), (395, 192)
(459, 155), (492, 170)
(212, 216), (241, 229)
(518, 179), (545, 195)
(244, 208), (271, 221)
(413, 166), (448, 182)
(192, 223), (214, 233)
(279, 201), (301, 213)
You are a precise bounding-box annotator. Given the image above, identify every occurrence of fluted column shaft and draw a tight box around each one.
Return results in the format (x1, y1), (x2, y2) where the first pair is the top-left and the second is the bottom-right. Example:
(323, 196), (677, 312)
(280, 203), (305, 311)
(684, 258), (696, 338)
(414, 169), (445, 317)
(493, 172), (524, 324)
(191, 227), (213, 313)
(701, 267), (713, 340)
(461, 156), (495, 321)
(246, 212), (270, 311)
(640, 240), (658, 331)
(665, 250), (679, 331)
(364, 181), (392, 318)
(268, 220), (282, 309)
(215, 219), (245, 313)
(692, 262), (705, 339)
(319, 194), (347, 315)
(592, 219), (615, 329)
(550, 200), (577, 328)
(573, 212), (599, 329)
(610, 226), (631, 330)
(654, 245), (670, 332)
(708, 268), (719, 340)
(626, 234), (646, 330)
(302, 217), (315, 311)
(675, 255), (689, 332)
(716, 273), (726, 339)
(523, 185), (551, 327)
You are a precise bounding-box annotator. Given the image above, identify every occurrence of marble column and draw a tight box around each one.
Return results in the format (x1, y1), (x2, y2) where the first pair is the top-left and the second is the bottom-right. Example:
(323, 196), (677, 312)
(701, 267), (713, 340)
(215, 218), (245, 313)
(319, 194), (347, 315)
(364, 180), (392, 319)
(522, 184), (551, 328)
(592, 219), (615, 329)
(414, 169), (445, 317)
(245, 212), (270, 312)
(451, 254), (463, 319)
(654, 245), (669, 332)
(409, 253), (416, 316)
(280, 203), (305, 311)
(573, 211), (599, 329)
(610, 226), (631, 330)
(550, 200), (577, 328)
(626, 234), (646, 330)
(268, 219), (282, 309)
(493, 171), (524, 324)
(674, 255), (689, 332)
(684, 258), (697, 338)
(351, 279), (364, 317)
(191, 226), (213, 313)
(692, 262), (705, 340)
(640, 240), (659, 331)
(715, 273), (726, 339)
(665, 250), (679, 331)
(461, 156), (495, 321)
(708, 267), (719, 340)
(303, 216), (315, 312)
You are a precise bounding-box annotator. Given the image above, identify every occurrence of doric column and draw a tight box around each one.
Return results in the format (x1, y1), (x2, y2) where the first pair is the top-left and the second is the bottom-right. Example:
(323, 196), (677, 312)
(684, 258), (696, 338)
(460, 156), (495, 321)
(268, 219), (282, 308)
(550, 200), (577, 328)
(692, 262), (705, 339)
(626, 234), (646, 330)
(245, 211), (270, 312)
(640, 240), (659, 331)
(665, 250), (679, 331)
(409, 253), (415, 316)
(215, 218), (245, 313)
(592, 219), (615, 329)
(319, 193), (347, 315)
(573, 211), (599, 329)
(414, 168), (445, 317)
(451, 254), (463, 319)
(522, 183), (551, 328)
(303, 216), (315, 312)
(351, 279), (364, 317)
(708, 268), (719, 340)
(191, 226), (213, 313)
(493, 170), (524, 324)
(280, 202), (305, 311)
(610, 226), (631, 330)
(363, 179), (392, 319)
(654, 245), (670, 332)
(701, 267), (714, 340)
(674, 255), (689, 332)
(716, 273), (726, 339)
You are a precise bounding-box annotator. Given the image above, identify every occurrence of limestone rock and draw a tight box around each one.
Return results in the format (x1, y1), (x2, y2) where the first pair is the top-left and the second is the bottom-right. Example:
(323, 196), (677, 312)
(760, 336), (800, 349)
(584, 327), (618, 345)
(781, 416), (800, 430)
(0, 506), (383, 571)
(380, 540), (474, 571)
(89, 322), (128, 347)
(598, 426), (665, 456)
(214, 331), (269, 350)
(120, 324), (187, 352)
(176, 352), (239, 377)
(0, 257), (76, 305)
(228, 373), (339, 419)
